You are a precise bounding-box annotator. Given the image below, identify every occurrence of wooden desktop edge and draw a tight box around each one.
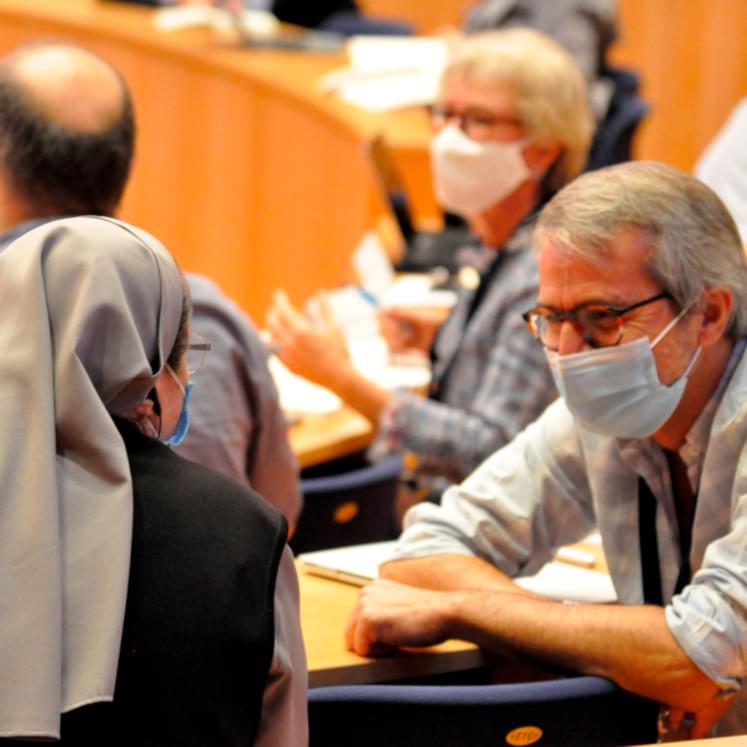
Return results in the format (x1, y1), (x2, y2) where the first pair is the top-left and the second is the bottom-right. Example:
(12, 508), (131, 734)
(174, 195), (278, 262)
(298, 558), (494, 689)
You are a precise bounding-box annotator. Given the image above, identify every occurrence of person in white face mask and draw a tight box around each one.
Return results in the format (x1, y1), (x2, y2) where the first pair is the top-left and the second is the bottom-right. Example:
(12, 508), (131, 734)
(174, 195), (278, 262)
(267, 29), (592, 508)
(345, 161), (747, 739)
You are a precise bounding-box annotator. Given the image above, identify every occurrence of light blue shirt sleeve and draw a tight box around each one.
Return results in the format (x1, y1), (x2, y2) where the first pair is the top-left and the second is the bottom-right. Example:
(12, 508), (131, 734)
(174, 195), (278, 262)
(391, 399), (597, 577)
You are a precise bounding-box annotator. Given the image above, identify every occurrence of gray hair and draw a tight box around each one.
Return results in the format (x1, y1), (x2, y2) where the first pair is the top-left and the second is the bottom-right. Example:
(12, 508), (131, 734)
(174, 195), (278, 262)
(443, 28), (593, 196)
(534, 161), (747, 338)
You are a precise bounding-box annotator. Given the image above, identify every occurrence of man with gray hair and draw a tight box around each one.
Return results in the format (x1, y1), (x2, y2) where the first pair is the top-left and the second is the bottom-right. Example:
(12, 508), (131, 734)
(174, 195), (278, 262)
(346, 161), (747, 738)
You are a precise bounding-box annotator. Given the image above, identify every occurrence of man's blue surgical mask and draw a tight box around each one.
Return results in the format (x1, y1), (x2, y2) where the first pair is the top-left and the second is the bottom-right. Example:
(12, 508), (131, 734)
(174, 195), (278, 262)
(546, 304), (701, 439)
(163, 363), (193, 446)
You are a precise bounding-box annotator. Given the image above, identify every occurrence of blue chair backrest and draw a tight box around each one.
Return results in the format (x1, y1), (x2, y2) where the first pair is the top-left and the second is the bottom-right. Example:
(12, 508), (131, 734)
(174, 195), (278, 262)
(587, 66), (650, 171)
(308, 676), (659, 747)
(290, 455), (402, 554)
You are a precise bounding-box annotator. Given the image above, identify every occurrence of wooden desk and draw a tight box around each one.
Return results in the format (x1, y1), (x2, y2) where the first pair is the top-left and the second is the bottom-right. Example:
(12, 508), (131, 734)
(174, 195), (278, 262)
(0, 0), (437, 323)
(290, 407), (374, 469)
(299, 563), (493, 689)
(300, 538), (608, 688)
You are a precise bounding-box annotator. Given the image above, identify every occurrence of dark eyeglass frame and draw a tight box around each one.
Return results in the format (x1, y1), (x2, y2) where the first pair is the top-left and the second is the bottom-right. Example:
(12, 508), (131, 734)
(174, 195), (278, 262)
(427, 104), (523, 140)
(522, 291), (672, 351)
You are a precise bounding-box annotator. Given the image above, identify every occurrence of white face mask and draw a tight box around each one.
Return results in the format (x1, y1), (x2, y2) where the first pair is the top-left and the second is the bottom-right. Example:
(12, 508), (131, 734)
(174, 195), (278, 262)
(546, 306), (701, 439)
(430, 124), (532, 217)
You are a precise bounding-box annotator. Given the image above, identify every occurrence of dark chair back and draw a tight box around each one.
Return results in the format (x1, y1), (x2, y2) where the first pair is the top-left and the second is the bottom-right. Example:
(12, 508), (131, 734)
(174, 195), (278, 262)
(290, 455), (402, 554)
(308, 676), (660, 747)
(587, 66), (650, 171)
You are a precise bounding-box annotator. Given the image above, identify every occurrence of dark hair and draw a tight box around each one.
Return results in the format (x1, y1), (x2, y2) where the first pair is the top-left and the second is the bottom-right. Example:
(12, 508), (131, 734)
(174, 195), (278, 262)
(0, 58), (134, 217)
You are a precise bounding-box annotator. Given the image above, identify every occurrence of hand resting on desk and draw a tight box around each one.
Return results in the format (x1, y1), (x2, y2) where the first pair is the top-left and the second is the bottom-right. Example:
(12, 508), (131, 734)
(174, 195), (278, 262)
(345, 576), (541, 659)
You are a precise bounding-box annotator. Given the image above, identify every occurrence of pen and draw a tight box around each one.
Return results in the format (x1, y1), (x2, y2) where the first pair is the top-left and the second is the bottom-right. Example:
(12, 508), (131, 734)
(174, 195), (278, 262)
(356, 286), (380, 307)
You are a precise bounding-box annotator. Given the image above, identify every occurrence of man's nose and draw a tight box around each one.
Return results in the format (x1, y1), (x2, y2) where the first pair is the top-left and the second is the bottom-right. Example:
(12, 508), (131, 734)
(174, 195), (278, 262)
(557, 320), (587, 355)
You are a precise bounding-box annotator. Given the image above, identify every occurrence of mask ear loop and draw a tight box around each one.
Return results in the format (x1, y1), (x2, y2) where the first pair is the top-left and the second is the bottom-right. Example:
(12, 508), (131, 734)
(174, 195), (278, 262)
(651, 298), (697, 348)
(650, 298), (702, 383)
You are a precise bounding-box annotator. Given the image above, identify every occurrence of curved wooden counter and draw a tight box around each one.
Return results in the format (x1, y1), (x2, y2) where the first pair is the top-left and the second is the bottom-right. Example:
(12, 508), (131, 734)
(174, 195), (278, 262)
(0, 0), (435, 320)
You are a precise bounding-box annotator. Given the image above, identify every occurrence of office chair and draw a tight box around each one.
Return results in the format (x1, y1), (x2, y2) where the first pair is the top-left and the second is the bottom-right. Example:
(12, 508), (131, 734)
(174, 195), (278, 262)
(290, 454), (402, 554)
(586, 66), (650, 171)
(308, 675), (660, 747)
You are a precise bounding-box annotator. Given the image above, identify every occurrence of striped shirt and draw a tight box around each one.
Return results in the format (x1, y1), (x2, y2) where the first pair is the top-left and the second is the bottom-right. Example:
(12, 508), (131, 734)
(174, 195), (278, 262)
(375, 222), (556, 494)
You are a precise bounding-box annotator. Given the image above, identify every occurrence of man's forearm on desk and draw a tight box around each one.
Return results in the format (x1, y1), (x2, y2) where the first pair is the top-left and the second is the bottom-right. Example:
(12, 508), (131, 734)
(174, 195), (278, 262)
(380, 554), (524, 594)
(349, 580), (720, 714)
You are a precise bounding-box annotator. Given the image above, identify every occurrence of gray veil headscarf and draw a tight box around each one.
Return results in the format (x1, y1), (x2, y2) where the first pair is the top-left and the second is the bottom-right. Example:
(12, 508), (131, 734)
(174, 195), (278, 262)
(0, 216), (184, 739)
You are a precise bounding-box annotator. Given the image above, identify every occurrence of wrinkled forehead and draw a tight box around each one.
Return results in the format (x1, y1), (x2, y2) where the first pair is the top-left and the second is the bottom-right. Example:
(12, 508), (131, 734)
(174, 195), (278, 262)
(535, 230), (659, 307)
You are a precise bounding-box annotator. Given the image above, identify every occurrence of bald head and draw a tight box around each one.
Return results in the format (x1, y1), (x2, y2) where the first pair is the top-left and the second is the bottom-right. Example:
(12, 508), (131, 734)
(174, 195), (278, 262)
(9, 43), (125, 133)
(0, 41), (134, 219)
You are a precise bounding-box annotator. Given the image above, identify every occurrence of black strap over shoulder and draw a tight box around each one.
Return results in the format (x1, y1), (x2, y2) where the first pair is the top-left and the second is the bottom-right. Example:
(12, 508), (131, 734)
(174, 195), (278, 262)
(638, 472), (693, 606)
(638, 477), (664, 605)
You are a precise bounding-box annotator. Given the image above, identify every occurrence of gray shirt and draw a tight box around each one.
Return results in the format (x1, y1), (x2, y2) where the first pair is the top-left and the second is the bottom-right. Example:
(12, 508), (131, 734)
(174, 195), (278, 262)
(175, 273), (302, 523)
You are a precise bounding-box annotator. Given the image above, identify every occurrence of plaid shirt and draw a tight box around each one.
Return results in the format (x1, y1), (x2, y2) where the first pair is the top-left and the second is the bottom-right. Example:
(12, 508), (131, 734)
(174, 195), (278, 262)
(376, 222), (556, 490)
(394, 341), (747, 736)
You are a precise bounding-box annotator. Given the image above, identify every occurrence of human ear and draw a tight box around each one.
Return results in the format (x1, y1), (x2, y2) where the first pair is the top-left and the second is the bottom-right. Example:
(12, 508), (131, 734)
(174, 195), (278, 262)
(696, 287), (733, 347)
(523, 139), (563, 174)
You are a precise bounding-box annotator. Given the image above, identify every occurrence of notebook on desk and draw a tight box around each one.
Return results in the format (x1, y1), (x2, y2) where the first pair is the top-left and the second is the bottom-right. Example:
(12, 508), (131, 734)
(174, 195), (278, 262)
(298, 540), (618, 604)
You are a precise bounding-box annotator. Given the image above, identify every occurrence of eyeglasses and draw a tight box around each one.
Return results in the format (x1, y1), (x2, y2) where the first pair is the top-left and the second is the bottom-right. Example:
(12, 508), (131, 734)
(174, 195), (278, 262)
(428, 104), (523, 141)
(185, 334), (211, 375)
(522, 292), (672, 351)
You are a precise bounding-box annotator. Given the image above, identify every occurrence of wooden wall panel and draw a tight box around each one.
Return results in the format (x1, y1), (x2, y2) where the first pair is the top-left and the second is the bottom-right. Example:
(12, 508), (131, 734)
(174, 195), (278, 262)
(0, 0), (394, 318)
(610, 0), (747, 170)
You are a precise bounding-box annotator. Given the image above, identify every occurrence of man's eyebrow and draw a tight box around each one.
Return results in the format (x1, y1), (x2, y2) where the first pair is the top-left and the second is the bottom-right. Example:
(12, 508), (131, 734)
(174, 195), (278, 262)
(535, 297), (626, 312)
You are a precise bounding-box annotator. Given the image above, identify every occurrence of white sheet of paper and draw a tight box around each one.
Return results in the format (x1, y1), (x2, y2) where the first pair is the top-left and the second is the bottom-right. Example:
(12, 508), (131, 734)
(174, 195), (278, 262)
(336, 68), (442, 112)
(299, 540), (618, 604)
(381, 275), (457, 309)
(352, 232), (395, 301)
(345, 37), (448, 75)
(268, 356), (342, 416)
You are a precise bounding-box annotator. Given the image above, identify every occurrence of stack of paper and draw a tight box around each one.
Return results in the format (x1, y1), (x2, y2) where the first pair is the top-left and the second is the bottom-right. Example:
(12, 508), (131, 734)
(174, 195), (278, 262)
(319, 37), (448, 112)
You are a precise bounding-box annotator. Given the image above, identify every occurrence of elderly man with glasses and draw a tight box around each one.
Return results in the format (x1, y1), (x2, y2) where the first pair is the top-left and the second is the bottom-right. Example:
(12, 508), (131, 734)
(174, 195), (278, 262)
(346, 161), (747, 739)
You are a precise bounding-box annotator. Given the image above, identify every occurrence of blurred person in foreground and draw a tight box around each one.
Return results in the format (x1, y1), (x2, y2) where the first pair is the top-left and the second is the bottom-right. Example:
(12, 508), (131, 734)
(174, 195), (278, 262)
(0, 40), (301, 526)
(268, 29), (593, 508)
(347, 162), (747, 739)
(0, 217), (306, 745)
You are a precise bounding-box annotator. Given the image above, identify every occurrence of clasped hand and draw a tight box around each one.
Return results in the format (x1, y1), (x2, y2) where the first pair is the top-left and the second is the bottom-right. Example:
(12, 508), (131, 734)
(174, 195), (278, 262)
(344, 579), (455, 657)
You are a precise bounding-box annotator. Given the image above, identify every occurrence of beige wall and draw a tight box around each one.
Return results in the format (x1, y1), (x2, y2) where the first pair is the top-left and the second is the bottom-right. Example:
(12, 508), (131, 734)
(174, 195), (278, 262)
(609, 0), (747, 171)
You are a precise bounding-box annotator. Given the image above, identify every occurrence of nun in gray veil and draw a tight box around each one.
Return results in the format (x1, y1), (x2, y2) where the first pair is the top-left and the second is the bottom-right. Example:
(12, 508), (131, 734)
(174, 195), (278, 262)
(0, 217), (307, 746)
